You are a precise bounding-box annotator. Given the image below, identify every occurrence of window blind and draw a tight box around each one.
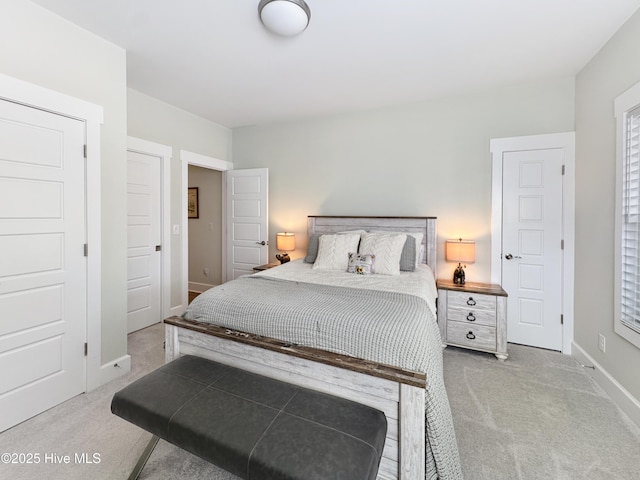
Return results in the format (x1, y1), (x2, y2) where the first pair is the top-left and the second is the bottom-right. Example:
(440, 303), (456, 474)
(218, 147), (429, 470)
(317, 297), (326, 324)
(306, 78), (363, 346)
(621, 105), (640, 334)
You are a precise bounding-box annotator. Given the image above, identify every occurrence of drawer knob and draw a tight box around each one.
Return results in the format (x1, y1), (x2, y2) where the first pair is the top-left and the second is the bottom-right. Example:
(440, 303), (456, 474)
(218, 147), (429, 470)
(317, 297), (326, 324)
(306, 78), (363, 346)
(467, 297), (476, 306)
(466, 331), (476, 340)
(467, 313), (476, 322)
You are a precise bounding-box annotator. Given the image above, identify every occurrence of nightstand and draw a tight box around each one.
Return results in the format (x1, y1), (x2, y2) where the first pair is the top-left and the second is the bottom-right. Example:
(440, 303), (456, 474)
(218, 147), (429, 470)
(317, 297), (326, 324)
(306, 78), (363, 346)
(437, 279), (508, 360)
(253, 262), (279, 272)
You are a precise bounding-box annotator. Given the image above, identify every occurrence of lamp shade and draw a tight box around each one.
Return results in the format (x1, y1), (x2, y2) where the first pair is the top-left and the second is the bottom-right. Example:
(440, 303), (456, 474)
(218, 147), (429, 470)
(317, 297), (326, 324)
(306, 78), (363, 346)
(259, 0), (311, 36)
(445, 239), (475, 263)
(276, 232), (296, 251)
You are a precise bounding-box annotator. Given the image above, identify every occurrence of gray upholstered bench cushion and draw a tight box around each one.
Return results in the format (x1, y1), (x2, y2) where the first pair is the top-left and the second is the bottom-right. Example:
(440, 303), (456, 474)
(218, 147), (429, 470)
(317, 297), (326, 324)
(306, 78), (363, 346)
(111, 355), (387, 480)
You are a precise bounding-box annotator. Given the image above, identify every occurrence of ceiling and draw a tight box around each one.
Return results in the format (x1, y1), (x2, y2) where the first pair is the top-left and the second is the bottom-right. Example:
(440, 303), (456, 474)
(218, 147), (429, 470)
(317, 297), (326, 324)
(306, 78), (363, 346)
(31, 0), (640, 128)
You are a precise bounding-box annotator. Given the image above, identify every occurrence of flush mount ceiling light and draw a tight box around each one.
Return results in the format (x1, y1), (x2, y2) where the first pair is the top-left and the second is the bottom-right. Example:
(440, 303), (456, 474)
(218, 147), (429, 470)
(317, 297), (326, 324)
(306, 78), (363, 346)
(258, 0), (311, 36)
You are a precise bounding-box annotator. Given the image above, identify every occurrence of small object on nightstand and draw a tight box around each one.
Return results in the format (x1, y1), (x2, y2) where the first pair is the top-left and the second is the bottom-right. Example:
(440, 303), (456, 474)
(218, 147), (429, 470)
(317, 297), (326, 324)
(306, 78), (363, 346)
(445, 238), (475, 284)
(253, 262), (279, 272)
(276, 232), (295, 264)
(436, 279), (508, 361)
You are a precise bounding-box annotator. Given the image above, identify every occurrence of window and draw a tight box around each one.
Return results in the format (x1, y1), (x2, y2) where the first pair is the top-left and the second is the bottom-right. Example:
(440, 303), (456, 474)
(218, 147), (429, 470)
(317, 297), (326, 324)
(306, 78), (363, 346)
(615, 81), (640, 348)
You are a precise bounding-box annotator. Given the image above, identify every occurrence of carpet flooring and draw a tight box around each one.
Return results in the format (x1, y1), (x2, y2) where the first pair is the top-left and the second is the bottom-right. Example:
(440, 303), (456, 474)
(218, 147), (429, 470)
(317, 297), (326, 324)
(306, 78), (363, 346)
(1, 323), (639, 479)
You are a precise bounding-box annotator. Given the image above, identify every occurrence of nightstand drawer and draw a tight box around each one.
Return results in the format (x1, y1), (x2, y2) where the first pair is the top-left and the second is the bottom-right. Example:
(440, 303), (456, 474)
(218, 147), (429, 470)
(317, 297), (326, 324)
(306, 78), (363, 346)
(446, 321), (496, 351)
(447, 307), (496, 327)
(447, 290), (496, 311)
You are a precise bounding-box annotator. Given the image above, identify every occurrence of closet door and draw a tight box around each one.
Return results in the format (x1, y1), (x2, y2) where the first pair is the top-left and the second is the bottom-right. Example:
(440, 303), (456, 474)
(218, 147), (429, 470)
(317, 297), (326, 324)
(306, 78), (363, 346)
(0, 98), (86, 432)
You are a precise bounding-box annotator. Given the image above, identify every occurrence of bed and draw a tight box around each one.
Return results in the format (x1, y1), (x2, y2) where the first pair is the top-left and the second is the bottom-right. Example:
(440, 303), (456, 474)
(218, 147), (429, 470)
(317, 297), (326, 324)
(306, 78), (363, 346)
(164, 216), (462, 480)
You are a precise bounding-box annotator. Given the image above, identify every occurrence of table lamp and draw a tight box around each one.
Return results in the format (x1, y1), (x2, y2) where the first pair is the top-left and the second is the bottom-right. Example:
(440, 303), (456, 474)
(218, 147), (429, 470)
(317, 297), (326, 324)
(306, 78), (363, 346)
(276, 232), (295, 264)
(445, 238), (475, 285)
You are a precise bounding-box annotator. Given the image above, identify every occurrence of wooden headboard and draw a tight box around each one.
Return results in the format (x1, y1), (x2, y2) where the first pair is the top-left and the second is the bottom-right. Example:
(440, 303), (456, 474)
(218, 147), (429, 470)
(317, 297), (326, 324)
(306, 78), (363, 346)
(307, 216), (437, 272)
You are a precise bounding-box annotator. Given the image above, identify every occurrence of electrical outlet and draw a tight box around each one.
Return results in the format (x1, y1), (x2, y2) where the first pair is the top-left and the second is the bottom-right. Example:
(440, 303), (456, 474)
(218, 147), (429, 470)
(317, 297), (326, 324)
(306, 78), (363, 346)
(203, 268), (209, 277)
(598, 333), (606, 353)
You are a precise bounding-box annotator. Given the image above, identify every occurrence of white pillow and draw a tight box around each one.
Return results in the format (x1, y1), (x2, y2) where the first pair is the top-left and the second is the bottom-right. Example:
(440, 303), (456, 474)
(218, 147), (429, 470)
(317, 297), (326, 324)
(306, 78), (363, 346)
(359, 232), (407, 275)
(370, 230), (424, 268)
(312, 233), (361, 271)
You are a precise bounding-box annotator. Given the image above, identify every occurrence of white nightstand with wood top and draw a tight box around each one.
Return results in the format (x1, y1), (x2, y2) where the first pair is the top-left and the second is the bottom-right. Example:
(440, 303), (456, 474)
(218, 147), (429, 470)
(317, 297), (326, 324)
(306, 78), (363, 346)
(437, 279), (508, 360)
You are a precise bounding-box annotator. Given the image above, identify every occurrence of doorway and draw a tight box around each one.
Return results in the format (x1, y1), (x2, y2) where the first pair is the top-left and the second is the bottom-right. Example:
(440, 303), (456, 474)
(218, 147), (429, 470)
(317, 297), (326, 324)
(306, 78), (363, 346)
(490, 132), (575, 354)
(188, 164), (223, 301)
(181, 150), (233, 309)
(180, 152), (269, 310)
(126, 138), (171, 332)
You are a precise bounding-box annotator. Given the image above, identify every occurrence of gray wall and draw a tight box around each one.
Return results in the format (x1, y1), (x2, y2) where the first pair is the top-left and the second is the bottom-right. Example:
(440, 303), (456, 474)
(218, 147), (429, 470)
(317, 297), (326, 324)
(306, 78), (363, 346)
(232, 78), (575, 282)
(127, 89), (232, 308)
(188, 165), (223, 288)
(0, 1), (128, 366)
(575, 9), (640, 401)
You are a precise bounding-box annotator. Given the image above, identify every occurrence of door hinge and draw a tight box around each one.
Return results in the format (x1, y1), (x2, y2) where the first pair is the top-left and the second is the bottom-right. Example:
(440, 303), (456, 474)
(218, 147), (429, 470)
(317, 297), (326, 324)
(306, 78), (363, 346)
(84, 343), (88, 356)
(561, 239), (564, 250)
(562, 164), (565, 175)
(83, 144), (87, 159)
(155, 245), (162, 252)
(561, 314), (564, 325)
(84, 244), (89, 256)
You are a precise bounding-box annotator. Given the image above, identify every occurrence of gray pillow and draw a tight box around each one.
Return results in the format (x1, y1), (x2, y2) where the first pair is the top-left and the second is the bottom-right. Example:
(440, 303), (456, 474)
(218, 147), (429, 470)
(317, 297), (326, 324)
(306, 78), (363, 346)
(304, 234), (321, 263)
(399, 236), (417, 271)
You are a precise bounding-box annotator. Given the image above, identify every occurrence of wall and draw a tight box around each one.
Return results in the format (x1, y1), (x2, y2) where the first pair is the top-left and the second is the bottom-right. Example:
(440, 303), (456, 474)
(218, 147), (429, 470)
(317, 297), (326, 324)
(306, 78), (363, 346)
(575, 9), (640, 403)
(232, 78), (575, 282)
(188, 165), (223, 289)
(127, 88), (232, 309)
(0, 1), (127, 367)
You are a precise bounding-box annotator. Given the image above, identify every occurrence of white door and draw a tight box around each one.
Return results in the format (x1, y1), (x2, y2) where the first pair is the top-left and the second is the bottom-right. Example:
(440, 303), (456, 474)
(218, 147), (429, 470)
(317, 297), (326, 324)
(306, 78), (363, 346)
(225, 168), (269, 280)
(502, 148), (564, 350)
(0, 99), (86, 432)
(127, 150), (162, 333)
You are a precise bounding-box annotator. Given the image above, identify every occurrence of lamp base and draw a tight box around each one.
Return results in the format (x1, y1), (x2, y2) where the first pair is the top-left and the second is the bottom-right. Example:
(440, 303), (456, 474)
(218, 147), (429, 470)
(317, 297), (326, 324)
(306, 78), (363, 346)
(276, 252), (290, 264)
(453, 264), (466, 285)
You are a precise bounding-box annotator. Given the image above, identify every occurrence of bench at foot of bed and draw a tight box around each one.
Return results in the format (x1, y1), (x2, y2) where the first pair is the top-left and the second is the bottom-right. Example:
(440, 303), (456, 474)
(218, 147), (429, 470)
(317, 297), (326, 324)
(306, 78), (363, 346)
(111, 355), (387, 480)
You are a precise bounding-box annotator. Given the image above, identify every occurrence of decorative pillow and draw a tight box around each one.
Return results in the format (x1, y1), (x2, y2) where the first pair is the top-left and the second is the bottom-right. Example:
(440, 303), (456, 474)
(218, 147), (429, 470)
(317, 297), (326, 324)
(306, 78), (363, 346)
(304, 230), (366, 264)
(304, 234), (321, 263)
(347, 253), (375, 274)
(370, 231), (424, 270)
(312, 233), (361, 271)
(358, 233), (407, 276)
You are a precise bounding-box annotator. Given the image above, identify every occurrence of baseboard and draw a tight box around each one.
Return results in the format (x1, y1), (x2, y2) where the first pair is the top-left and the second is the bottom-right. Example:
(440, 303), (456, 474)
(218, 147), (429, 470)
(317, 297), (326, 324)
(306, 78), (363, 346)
(169, 304), (185, 317)
(572, 341), (640, 428)
(188, 281), (216, 293)
(90, 354), (131, 390)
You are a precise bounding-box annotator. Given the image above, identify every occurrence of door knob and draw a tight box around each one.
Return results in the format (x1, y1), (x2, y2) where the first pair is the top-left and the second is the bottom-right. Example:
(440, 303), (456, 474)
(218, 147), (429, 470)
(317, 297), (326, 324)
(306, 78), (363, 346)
(504, 253), (522, 260)
(256, 241), (267, 246)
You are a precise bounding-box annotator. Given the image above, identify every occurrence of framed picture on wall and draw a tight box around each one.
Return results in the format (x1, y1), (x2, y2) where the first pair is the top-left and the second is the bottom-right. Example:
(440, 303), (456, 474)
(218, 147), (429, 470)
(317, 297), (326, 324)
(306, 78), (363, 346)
(188, 187), (199, 218)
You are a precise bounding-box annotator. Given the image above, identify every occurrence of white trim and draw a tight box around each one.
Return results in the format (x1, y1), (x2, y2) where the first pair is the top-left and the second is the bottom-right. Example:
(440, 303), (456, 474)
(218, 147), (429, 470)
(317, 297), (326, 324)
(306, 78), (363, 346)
(0, 73), (102, 123)
(614, 81), (640, 349)
(85, 116), (105, 390)
(189, 281), (217, 293)
(490, 132), (575, 354)
(96, 355), (132, 386)
(127, 136), (172, 321)
(181, 150), (233, 171)
(0, 73), (106, 392)
(614, 80), (640, 115)
(180, 150), (233, 311)
(572, 341), (640, 429)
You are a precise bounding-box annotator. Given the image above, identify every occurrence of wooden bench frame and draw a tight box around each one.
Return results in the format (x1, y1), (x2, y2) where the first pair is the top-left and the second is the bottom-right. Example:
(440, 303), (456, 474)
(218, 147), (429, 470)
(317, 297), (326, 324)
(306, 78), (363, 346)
(165, 319), (425, 480)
